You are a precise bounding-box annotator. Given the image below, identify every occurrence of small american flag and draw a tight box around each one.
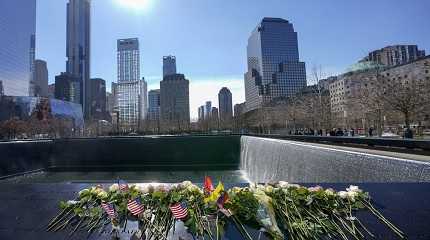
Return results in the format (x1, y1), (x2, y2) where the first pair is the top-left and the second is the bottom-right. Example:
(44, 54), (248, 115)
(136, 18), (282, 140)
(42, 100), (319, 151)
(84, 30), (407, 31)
(169, 201), (188, 220)
(118, 179), (129, 191)
(101, 202), (117, 219)
(127, 198), (145, 216)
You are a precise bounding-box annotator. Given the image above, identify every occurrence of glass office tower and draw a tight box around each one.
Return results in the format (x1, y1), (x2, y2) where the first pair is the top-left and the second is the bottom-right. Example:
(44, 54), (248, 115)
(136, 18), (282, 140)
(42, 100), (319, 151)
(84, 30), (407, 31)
(0, 0), (36, 96)
(244, 17), (306, 111)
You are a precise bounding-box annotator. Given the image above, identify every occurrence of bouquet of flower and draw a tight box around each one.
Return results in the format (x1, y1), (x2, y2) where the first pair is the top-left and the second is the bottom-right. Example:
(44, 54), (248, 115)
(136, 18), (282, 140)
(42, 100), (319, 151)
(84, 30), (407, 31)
(46, 180), (405, 240)
(266, 182), (405, 240)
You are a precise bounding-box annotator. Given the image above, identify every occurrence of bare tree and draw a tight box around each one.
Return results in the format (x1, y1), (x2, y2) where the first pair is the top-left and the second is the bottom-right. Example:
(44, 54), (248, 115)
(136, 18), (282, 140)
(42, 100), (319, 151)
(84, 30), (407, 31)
(306, 65), (332, 131)
(381, 74), (429, 129)
(354, 71), (387, 136)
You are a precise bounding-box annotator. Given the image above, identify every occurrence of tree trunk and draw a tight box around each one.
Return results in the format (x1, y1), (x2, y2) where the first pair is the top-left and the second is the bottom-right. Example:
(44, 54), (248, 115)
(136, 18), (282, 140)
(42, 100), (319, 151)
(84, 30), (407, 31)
(377, 109), (383, 137)
(404, 111), (410, 129)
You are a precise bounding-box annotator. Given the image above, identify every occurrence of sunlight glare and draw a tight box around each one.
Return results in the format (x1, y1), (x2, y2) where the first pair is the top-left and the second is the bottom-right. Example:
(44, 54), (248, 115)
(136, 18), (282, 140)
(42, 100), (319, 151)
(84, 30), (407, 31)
(116, 0), (150, 11)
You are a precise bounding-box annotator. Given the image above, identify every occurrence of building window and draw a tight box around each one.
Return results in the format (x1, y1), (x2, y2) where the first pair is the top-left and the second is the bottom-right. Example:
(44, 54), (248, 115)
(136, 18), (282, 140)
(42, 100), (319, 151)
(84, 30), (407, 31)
(272, 74), (277, 84)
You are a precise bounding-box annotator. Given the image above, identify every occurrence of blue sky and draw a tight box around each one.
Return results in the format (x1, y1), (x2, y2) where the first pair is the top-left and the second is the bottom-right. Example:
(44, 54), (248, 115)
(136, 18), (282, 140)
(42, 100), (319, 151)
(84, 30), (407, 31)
(36, 0), (430, 118)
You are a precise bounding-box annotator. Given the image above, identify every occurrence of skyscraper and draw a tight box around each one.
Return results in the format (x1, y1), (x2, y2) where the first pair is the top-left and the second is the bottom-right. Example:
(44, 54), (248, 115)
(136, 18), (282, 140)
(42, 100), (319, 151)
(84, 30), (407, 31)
(0, 81), (3, 97)
(205, 101), (212, 118)
(117, 38), (140, 83)
(244, 17), (306, 111)
(0, 0), (36, 96)
(160, 74), (190, 130)
(148, 89), (161, 121)
(198, 105), (205, 122)
(116, 38), (147, 130)
(29, 34), (36, 96)
(66, 0), (91, 118)
(218, 87), (233, 121)
(55, 72), (81, 104)
(234, 103), (246, 117)
(211, 107), (219, 121)
(163, 56), (177, 77)
(33, 60), (49, 97)
(90, 78), (107, 120)
(111, 82), (118, 112)
(140, 78), (148, 121)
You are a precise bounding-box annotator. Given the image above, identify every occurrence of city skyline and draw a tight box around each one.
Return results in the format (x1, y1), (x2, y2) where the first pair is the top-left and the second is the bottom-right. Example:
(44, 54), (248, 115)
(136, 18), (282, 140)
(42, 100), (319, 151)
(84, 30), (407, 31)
(34, 0), (430, 118)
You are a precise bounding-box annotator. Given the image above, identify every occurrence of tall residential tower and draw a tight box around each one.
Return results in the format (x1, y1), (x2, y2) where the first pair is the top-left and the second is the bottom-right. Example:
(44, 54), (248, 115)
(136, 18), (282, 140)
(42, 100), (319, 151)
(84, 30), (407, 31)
(116, 38), (147, 130)
(66, 0), (91, 118)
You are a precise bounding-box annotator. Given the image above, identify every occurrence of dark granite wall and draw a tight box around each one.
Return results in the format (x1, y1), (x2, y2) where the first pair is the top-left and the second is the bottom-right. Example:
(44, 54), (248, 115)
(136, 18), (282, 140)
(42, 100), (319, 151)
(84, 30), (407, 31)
(49, 136), (241, 171)
(0, 140), (52, 177)
(1, 136), (241, 177)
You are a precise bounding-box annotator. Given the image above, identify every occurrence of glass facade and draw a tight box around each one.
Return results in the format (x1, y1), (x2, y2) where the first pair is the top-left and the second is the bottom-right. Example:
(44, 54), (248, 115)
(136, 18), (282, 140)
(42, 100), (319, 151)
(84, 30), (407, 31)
(160, 74), (190, 128)
(66, 0), (91, 118)
(0, 96), (84, 138)
(0, 0), (36, 96)
(117, 79), (147, 130)
(148, 89), (160, 121)
(218, 87), (233, 121)
(244, 18), (306, 111)
(90, 78), (108, 120)
(117, 38), (140, 83)
(33, 60), (49, 97)
(55, 72), (81, 104)
(163, 55), (177, 77)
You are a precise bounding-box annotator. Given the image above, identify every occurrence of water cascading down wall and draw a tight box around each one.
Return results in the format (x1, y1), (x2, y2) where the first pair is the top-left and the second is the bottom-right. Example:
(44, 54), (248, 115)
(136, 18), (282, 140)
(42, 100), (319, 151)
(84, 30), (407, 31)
(240, 136), (430, 183)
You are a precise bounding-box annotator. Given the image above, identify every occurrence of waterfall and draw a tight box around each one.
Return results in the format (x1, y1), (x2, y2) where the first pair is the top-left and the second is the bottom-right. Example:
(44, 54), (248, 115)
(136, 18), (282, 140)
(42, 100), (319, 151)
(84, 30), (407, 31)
(240, 136), (430, 183)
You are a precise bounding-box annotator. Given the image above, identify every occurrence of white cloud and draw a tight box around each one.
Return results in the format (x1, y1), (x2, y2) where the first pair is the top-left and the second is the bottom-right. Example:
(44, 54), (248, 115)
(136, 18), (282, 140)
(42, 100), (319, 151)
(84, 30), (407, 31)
(147, 75), (245, 120)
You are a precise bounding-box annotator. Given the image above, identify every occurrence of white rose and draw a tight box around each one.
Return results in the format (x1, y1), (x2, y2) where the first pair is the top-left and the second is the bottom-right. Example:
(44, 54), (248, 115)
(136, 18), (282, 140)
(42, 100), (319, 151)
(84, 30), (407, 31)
(346, 185), (362, 193)
(265, 185), (274, 193)
(338, 191), (348, 199)
(181, 181), (192, 188)
(347, 191), (358, 201)
(288, 184), (301, 189)
(67, 200), (79, 205)
(256, 184), (265, 191)
(277, 181), (289, 188)
(109, 184), (119, 192)
(308, 186), (323, 192)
